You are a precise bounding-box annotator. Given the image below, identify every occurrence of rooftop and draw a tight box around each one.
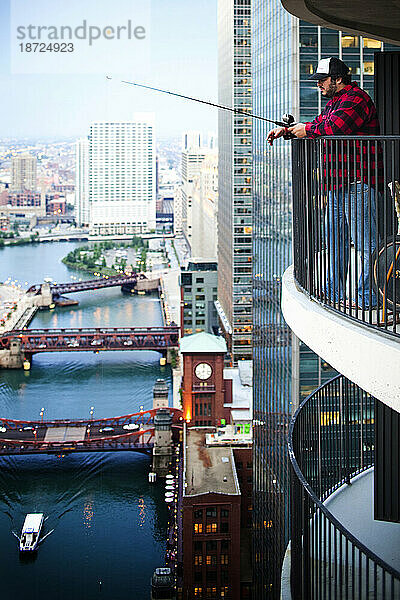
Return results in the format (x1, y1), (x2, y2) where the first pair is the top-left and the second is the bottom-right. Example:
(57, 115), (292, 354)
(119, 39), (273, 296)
(180, 332), (227, 354)
(184, 429), (240, 497)
(224, 360), (253, 422)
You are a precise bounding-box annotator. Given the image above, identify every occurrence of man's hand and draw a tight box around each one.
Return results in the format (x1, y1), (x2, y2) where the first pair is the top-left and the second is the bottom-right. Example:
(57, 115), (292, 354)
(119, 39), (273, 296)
(267, 127), (286, 146)
(288, 123), (306, 138)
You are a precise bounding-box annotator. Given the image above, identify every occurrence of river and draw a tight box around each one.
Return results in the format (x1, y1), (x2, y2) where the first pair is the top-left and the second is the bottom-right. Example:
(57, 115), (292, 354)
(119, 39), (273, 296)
(0, 242), (171, 600)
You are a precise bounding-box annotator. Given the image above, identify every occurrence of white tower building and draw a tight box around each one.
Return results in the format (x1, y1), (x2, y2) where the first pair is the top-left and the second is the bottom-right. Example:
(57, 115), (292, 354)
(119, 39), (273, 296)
(88, 116), (156, 235)
(181, 132), (207, 247)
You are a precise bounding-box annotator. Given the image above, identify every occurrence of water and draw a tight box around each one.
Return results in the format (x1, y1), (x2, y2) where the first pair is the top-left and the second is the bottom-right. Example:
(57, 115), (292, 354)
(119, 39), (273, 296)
(0, 242), (170, 600)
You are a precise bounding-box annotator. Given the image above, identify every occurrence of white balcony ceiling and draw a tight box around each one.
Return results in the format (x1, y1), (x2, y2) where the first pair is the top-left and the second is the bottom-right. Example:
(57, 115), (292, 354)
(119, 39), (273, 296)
(282, 266), (400, 413)
(282, 0), (400, 45)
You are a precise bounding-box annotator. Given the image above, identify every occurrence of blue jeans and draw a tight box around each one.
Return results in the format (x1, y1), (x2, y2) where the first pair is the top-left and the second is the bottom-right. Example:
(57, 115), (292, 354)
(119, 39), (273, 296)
(325, 182), (378, 307)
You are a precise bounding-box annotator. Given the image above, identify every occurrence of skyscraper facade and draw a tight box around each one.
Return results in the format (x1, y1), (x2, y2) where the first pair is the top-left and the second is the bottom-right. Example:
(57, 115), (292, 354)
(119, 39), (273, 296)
(217, 0), (252, 364)
(181, 132), (207, 248)
(11, 154), (37, 191)
(75, 138), (89, 227)
(86, 117), (155, 235)
(252, 4), (396, 597)
(191, 151), (218, 259)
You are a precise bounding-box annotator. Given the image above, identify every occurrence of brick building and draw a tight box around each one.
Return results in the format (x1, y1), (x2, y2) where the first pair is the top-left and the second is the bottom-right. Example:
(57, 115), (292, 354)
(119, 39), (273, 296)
(182, 428), (242, 600)
(180, 332), (231, 426)
(178, 332), (253, 598)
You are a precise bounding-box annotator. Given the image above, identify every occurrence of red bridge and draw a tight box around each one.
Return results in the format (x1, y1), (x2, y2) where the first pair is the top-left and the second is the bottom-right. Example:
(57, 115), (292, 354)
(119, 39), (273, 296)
(0, 326), (179, 354)
(27, 273), (146, 297)
(0, 408), (182, 455)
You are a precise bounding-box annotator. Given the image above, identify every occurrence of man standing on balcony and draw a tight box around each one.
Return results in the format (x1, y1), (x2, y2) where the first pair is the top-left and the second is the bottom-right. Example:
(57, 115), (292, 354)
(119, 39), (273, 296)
(267, 57), (381, 309)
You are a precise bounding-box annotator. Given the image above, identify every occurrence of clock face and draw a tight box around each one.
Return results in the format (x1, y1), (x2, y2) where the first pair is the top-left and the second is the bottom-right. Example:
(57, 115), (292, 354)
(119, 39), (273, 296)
(195, 362), (212, 380)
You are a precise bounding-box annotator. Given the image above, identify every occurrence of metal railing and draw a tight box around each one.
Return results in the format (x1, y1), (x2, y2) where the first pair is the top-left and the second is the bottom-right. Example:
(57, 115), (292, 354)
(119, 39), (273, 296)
(288, 375), (400, 599)
(292, 136), (400, 335)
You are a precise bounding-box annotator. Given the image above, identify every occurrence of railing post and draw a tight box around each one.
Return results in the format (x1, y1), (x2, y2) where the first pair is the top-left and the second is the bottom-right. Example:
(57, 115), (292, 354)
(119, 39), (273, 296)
(290, 427), (304, 600)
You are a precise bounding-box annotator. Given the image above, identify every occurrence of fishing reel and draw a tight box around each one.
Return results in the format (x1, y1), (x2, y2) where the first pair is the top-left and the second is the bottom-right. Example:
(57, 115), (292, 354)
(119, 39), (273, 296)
(281, 114), (296, 127)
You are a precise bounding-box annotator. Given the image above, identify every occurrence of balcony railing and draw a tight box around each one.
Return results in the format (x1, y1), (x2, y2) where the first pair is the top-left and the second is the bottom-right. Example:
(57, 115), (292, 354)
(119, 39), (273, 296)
(288, 375), (400, 599)
(292, 136), (400, 335)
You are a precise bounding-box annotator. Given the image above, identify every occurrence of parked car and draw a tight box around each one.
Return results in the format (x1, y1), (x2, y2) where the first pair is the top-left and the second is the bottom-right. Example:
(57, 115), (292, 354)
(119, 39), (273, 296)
(123, 423), (140, 431)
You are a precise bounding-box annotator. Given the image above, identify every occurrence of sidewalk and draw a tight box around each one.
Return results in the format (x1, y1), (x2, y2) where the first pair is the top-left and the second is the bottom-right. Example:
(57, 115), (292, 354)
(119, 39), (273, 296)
(0, 285), (37, 334)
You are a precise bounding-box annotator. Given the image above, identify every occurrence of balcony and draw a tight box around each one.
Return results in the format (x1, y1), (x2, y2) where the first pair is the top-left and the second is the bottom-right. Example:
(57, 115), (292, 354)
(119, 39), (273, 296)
(281, 136), (400, 412)
(192, 384), (216, 393)
(284, 375), (400, 599)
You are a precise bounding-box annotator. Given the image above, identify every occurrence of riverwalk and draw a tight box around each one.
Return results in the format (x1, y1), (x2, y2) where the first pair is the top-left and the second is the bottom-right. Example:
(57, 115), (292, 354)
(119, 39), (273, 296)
(0, 285), (38, 335)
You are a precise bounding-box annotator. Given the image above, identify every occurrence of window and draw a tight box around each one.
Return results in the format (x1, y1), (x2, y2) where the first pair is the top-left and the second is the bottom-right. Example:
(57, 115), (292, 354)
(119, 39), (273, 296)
(206, 523), (217, 533)
(196, 277), (204, 283)
(221, 540), (229, 551)
(364, 61), (374, 75)
(206, 555), (216, 566)
(194, 523), (203, 534)
(206, 540), (217, 552)
(220, 522), (229, 533)
(194, 555), (203, 566)
(206, 507), (217, 517)
(221, 509), (229, 518)
(341, 34), (359, 48)
(194, 541), (202, 552)
(194, 509), (203, 519)
(194, 571), (203, 583)
(363, 38), (381, 48)
(194, 587), (202, 597)
(206, 587), (217, 598)
(221, 554), (229, 565)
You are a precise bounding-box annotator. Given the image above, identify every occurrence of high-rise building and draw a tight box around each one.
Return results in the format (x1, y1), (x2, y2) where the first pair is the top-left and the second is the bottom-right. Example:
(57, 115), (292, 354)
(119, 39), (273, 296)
(252, 2), (400, 598)
(84, 117), (155, 235)
(217, 0), (252, 364)
(181, 132), (207, 248)
(11, 154), (37, 192)
(75, 138), (89, 227)
(191, 151), (218, 259)
(180, 259), (218, 337)
(173, 185), (184, 236)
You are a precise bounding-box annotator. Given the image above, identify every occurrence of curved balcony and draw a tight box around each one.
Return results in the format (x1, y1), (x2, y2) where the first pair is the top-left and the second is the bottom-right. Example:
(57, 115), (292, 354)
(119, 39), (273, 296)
(282, 136), (400, 412)
(286, 375), (400, 599)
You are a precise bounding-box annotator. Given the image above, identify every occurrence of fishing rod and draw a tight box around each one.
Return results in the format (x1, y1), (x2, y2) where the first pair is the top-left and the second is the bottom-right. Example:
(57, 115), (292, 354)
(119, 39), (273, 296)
(106, 76), (295, 128)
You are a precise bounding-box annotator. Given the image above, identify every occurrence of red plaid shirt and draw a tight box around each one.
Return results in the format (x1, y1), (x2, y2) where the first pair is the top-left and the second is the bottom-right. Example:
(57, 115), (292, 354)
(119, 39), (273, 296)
(305, 83), (383, 187)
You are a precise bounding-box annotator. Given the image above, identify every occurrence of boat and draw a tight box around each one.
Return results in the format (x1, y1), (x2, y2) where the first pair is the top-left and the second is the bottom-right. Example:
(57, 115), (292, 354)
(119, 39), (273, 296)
(19, 513), (44, 552)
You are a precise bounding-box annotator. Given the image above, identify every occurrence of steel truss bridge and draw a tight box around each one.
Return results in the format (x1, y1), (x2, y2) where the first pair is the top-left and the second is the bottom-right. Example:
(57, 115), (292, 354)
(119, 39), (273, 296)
(27, 273), (146, 297)
(0, 326), (180, 354)
(0, 408), (182, 456)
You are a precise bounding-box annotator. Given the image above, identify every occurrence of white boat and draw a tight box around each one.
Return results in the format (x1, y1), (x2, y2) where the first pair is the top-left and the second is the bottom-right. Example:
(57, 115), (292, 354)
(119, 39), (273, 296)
(19, 513), (44, 552)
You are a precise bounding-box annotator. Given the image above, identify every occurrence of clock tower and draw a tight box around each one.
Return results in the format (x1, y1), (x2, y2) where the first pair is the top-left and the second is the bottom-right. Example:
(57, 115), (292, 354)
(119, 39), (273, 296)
(180, 332), (230, 426)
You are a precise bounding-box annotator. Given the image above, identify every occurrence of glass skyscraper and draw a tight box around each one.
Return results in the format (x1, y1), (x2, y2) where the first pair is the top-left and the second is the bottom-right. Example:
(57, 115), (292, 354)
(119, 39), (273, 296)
(252, 3), (396, 597)
(217, 0), (253, 364)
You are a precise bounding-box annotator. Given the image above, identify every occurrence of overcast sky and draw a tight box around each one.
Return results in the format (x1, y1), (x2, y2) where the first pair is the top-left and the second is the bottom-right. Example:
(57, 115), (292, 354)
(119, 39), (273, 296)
(0, 0), (218, 140)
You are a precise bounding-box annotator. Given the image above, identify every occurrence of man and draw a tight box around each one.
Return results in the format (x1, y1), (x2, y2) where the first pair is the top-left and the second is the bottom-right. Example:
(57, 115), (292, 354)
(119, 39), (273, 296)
(268, 57), (381, 309)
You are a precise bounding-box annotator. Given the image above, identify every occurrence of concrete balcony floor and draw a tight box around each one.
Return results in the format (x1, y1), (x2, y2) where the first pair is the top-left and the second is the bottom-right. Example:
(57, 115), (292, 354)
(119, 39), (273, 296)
(281, 469), (400, 599)
(326, 468), (400, 574)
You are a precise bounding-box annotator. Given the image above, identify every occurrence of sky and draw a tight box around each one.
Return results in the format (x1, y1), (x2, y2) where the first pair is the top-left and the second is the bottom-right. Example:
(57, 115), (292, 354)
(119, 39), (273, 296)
(0, 0), (218, 140)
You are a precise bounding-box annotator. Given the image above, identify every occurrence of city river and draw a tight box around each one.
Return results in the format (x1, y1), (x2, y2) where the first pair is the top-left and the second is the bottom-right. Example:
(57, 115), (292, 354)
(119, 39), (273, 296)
(0, 242), (171, 600)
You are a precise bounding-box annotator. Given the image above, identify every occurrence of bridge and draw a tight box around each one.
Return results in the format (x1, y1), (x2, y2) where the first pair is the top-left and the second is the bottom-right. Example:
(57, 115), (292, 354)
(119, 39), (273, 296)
(0, 326), (179, 356)
(27, 273), (146, 297)
(0, 408), (182, 456)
